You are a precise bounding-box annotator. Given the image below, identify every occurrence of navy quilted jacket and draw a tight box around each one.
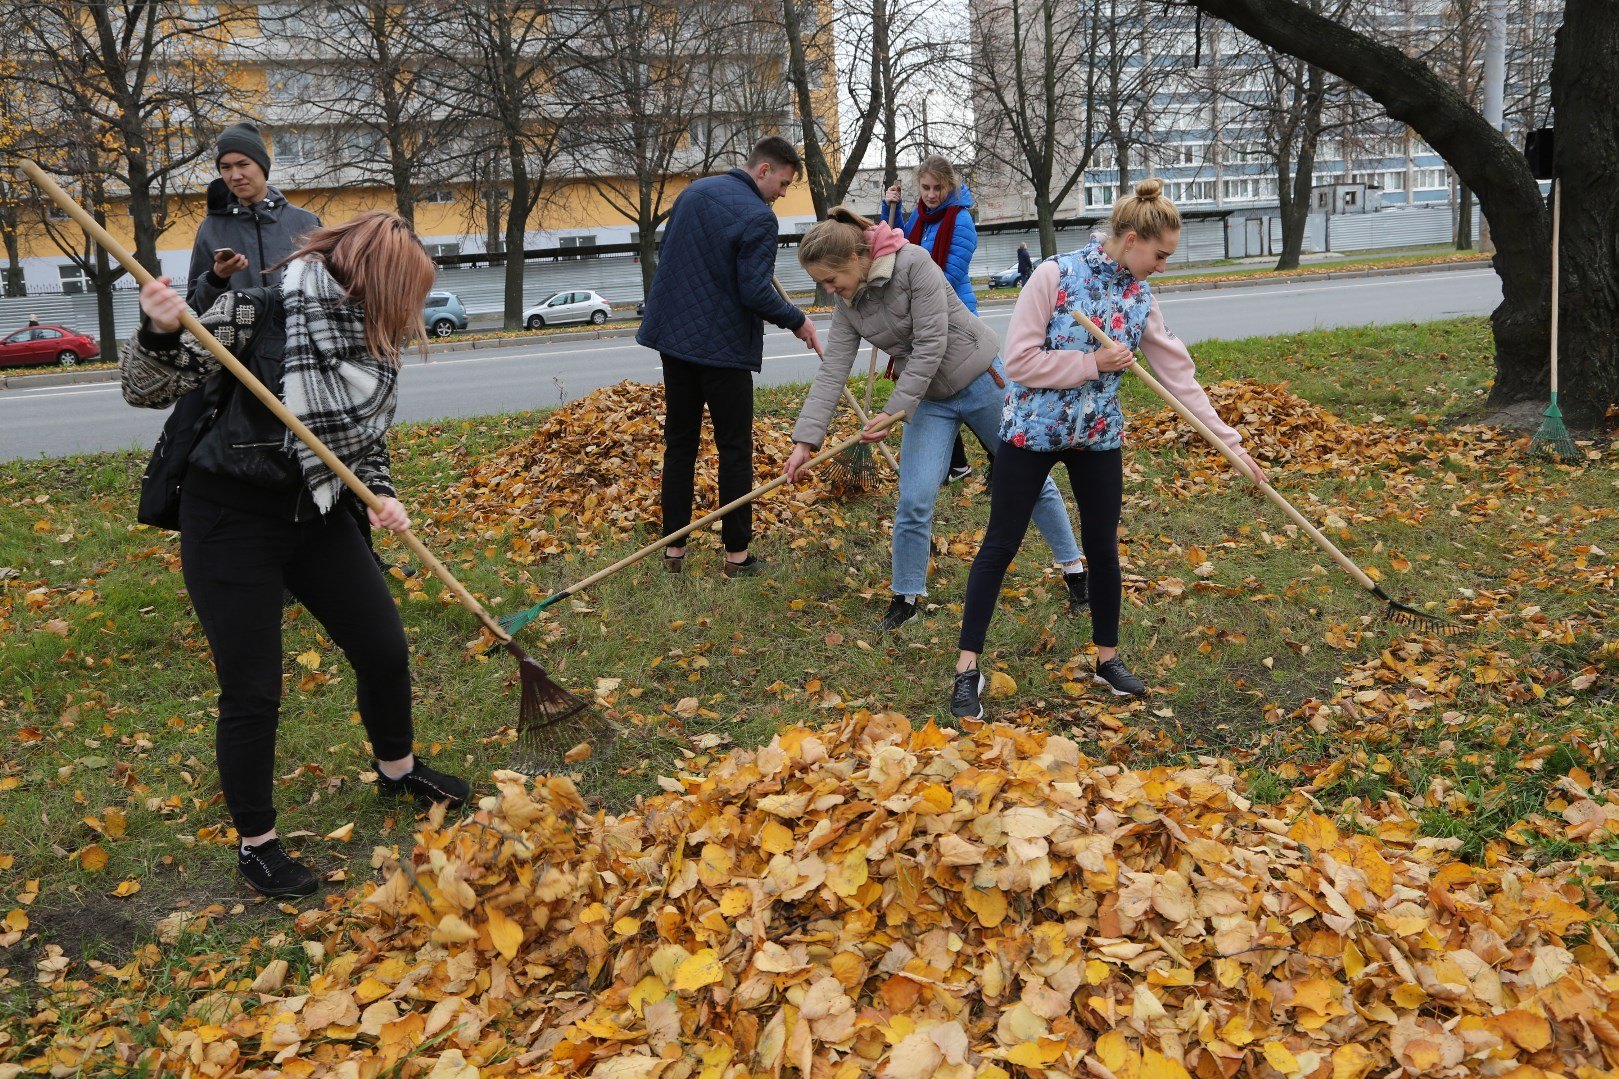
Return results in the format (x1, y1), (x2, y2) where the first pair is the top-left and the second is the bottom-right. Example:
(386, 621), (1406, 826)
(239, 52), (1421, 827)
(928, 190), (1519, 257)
(637, 169), (805, 371)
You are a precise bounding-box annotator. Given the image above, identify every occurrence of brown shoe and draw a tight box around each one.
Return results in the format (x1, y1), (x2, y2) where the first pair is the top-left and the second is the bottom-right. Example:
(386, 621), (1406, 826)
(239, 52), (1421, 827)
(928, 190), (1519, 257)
(722, 555), (762, 578)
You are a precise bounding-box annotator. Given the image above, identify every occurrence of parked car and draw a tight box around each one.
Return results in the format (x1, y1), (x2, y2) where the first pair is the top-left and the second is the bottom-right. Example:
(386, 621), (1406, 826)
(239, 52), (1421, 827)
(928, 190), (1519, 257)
(423, 291), (469, 338)
(987, 264), (1022, 288)
(523, 290), (611, 330)
(0, 324), (99, 368)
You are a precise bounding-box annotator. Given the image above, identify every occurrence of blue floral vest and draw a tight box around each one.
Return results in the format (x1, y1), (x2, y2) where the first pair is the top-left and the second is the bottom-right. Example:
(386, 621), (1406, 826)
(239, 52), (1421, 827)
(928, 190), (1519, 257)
(999, 242), (1152, 452)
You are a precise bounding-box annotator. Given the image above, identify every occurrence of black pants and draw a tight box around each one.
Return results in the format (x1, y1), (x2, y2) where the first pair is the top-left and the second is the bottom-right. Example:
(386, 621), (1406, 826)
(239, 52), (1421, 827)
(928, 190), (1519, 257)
(950, 432), (995, 476)
(660, 354), (754, 553)
(959, 443), (1123, 653)
(179, 491), (414, 838)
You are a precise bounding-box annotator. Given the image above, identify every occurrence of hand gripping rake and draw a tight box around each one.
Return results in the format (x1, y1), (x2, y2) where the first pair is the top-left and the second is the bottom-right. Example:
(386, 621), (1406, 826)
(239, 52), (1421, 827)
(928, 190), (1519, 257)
(1068, 306), (1470, 637)
(20, 160), (598, 771)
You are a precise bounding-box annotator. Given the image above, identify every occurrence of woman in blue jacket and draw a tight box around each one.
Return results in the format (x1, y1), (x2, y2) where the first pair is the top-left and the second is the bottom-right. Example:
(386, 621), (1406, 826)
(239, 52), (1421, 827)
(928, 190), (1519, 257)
(884, 156), (984, 482)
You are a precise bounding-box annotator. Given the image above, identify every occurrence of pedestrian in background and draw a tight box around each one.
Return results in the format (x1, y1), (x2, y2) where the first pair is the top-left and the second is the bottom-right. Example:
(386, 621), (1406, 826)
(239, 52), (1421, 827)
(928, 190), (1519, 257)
(1017, 241), (1034, 287)
(884, 156), (987, 484)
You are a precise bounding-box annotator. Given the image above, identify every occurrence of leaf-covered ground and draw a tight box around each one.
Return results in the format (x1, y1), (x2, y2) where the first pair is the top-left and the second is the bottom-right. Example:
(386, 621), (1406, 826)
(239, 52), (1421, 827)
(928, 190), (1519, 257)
(0, 318), (1615, 1075)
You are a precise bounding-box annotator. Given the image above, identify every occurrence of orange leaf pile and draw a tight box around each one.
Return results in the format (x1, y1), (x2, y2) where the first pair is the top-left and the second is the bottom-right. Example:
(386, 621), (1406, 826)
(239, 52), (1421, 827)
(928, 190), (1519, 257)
(95, 711), (1619, 1076)
(440, 381), (876, 559)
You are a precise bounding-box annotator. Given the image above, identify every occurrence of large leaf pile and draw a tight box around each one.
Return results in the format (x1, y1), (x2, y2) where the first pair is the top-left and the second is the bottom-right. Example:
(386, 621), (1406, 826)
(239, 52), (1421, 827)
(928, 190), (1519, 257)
(78, 711), (1617, 1078)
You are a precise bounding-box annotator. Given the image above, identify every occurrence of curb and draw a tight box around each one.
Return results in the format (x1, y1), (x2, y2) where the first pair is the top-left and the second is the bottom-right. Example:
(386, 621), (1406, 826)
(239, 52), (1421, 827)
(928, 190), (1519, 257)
(0, 259), (1491, 391)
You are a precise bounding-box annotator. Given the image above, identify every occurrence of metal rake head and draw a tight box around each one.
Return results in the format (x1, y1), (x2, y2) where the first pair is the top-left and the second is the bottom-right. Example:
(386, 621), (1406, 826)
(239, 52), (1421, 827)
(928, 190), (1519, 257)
(821, 442), (877, 500)
(1380, 593), (1472, 637)
(504, 640), (624, 774)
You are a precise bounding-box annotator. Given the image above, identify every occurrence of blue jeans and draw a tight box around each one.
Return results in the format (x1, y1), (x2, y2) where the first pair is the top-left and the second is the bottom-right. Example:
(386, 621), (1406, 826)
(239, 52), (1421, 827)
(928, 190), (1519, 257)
(892, 360), (1081, 596)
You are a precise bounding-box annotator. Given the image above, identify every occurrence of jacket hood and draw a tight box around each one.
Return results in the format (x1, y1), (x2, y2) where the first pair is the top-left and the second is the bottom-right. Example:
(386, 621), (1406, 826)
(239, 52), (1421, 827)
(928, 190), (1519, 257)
(207, 177), (296, 222)
(863, 222), (907, 260)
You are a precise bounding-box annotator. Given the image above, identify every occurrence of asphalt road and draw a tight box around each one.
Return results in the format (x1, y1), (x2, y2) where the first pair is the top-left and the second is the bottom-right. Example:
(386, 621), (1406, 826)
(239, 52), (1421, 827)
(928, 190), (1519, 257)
(0, 267), (1502, 462)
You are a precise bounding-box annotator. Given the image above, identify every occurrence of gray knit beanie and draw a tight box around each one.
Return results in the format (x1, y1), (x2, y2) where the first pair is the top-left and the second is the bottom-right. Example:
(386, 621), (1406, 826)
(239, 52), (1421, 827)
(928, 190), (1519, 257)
(215, 122), (271, 178)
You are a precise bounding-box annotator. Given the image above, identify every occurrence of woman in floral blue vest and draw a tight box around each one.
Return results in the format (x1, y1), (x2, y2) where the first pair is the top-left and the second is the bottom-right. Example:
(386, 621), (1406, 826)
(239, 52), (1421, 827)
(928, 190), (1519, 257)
(947, 179), (1267, 720)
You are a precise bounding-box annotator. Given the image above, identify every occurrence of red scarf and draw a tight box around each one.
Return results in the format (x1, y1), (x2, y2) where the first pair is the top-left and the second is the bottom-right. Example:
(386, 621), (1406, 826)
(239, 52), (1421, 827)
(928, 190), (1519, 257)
(906, 200), (961, 273)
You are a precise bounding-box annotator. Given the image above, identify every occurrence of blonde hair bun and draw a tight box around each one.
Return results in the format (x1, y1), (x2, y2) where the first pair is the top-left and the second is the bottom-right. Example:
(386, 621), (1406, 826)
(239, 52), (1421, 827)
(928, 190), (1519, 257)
(1108, 177), (1181, 240)
(1134, 178), (1165, 201)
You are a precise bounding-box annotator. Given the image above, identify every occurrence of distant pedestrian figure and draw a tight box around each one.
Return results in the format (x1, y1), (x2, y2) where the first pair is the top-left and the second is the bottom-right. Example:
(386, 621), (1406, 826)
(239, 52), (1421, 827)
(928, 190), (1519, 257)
(1017, 242), (1034, 286)
(27, 313), (40, 327)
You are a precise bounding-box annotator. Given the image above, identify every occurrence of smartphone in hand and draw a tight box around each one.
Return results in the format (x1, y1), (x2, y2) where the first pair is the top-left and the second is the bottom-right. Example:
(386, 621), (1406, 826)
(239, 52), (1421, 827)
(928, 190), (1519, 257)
(214, 247), (236, 260)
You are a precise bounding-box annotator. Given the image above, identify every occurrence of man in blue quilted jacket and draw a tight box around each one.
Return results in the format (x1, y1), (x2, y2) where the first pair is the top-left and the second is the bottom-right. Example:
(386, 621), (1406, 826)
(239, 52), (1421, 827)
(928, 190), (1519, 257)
(638, 136), (822, 577)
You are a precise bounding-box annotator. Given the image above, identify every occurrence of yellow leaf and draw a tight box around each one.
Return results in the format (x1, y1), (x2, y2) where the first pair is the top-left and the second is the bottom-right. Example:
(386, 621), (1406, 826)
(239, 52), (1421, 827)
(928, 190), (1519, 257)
(487, 906), (523, 961)
(1096, 1030), (1134, 1071)
(111, 879), (141, 898)
(1331, 1043), (1375, 1079)
(1391, 982), (1426, 1009)
(1262, 1042), (1300, 1074)
(564, 741), (593, 762)
(826, 845), (869, 898)
(673, 947), (723, 991)
(1003, 1040), (1064, 1067)
(1141, 1048), (1191, 1079)
(965, 886), (1008, 928)
(432, 914), (479, 944)
(1285, 812), (1339, 853)
(325, 822), (355, 842)
(1493, 1009), (1551, 1053)
(355, 976), (392, 1003)
(760, 820), (794, 854)
(78, 844), (108, 872)
(3, 909), (27, 933)
(986, 670), (1017, 699)
(296, 649), (322, 670)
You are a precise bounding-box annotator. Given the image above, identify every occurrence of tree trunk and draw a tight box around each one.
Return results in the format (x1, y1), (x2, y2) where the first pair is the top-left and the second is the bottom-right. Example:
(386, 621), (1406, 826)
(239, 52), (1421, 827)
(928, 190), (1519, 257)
(1115, 139), (1130, 195)
(1035, 189), (1058, 258)
(782, 0), (833, 218)
(637, 184), (659, 296)
(1456, 184), (1474, 250)
(92, 211), (116, 362)
(1542, 0), (1619, 425)
(1277, 66), (1325, 271)
(484, 159), (503, 268)
(503, 145), (529, 331)
(1, 218), (22, 299)
(1180, 0), (1613, 422)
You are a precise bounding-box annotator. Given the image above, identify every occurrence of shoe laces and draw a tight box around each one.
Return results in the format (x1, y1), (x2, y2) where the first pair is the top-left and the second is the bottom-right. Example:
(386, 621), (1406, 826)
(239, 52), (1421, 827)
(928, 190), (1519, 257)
(243, 838), (295, 874)
(952, 669), (981, 708)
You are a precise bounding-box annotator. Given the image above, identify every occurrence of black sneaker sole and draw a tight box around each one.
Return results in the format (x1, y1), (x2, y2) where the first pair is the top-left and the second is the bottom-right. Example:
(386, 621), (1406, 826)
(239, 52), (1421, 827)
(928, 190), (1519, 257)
(239, 872), (319, 898)
(1093, 673), (1145, 697)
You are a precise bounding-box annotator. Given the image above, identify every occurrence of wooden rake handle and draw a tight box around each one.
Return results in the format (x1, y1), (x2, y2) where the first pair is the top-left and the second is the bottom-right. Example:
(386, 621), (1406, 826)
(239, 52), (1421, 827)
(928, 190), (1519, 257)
(550, 412), (907, 602)
(20, 159), (513, 640)
(1067, 306), (1380, 594)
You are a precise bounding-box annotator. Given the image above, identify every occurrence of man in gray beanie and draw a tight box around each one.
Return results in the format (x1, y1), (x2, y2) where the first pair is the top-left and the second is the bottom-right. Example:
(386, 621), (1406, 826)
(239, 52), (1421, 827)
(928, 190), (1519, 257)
(183, 122), (321, 315)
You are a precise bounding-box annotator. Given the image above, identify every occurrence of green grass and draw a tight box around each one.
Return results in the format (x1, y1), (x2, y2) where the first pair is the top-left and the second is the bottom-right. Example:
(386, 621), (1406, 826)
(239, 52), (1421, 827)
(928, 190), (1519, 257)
(1, 315), (1616, 1041)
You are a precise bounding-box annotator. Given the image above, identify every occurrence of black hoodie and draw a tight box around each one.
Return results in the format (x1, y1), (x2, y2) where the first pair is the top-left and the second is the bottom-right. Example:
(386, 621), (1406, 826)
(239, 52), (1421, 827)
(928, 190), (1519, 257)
(185, 177), (321, 313)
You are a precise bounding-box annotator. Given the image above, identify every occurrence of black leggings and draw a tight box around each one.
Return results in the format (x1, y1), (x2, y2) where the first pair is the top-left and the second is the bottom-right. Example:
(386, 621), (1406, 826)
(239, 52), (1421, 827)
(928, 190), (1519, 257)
(959, 443), (1123, 653)
(179, 491), (413, 838)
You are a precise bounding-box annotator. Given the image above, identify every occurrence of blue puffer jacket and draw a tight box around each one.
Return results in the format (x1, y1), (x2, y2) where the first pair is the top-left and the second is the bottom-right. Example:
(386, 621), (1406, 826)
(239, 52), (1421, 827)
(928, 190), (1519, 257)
(883, 186), (979, 314)
(638, 169), (805, 372)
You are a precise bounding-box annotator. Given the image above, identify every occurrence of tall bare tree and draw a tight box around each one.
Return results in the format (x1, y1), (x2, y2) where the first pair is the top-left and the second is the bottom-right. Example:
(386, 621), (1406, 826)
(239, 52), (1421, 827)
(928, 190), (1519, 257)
(964, 0), (1106, 255)
(9, 0), (237, 279)
(431, 0), (592, 329)
(254, 0), (463, 227)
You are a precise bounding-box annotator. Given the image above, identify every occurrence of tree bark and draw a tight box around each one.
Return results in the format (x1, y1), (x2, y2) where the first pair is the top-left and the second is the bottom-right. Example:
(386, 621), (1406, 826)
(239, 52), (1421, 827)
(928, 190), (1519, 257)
(1456, 184), (1474, 250)
(1275, 65), (1324, 271)
(1184, 0), (1616, 425)
(782, 0), (834, 218)
(1, 216), (22, 299)
(92, 209), (116, 363)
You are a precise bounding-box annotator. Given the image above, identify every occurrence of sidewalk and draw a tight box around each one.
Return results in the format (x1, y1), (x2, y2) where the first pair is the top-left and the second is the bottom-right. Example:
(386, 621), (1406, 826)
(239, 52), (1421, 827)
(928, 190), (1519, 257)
(0, 257), (1491, 391)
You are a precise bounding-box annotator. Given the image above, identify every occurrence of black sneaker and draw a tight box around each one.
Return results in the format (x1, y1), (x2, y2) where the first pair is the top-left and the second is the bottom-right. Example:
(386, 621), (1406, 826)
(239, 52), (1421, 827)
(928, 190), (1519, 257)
(237, 838), (319, 898)
(878, 595), (918, 631)
(947, 465), (972, 484)
(375, 759), (471, 810)
(1094, 657), (1147, 697)
(1064, 570), (1089, 614)
(950, 669), (986, 722)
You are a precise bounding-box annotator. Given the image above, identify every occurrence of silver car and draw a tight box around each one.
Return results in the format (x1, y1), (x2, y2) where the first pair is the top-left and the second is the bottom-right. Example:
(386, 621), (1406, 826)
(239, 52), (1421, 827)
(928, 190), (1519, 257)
(523, 290), (611, 329)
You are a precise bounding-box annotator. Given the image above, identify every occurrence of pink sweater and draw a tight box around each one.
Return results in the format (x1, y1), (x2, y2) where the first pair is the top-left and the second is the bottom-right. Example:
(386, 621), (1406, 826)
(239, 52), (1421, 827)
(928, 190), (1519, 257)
(1002, 261), (1245, 454)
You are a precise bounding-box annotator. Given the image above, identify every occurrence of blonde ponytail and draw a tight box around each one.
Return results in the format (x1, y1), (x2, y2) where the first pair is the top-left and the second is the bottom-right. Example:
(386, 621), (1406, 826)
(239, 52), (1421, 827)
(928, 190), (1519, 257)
(798, 206), (876, 272)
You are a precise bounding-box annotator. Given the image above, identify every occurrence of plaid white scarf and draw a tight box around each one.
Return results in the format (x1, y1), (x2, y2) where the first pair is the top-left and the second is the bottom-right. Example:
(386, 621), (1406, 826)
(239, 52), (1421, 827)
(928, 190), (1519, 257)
(279, 258), (399, 513)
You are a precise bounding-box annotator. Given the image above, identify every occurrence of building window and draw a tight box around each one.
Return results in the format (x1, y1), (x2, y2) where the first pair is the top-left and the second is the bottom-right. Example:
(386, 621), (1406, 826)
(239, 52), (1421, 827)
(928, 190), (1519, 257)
(421, 187), (456, 204)
(274, 130), (308, 165)
(58, 264), (90, 295)
(558, 235), (597, 260)
(425, 242), (461, 260)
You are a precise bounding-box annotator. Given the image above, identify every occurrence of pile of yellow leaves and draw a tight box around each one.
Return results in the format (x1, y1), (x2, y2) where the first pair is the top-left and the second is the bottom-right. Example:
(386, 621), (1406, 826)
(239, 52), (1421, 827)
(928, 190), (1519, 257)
(107, 711), (1618, 1078)
(440, 382), (873, 557)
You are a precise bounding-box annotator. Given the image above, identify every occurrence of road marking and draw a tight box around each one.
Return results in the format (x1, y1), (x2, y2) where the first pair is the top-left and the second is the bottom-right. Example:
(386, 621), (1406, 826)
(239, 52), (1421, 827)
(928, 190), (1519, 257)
(1161, 271), (1497, 303)
(0, 384), (123, 403)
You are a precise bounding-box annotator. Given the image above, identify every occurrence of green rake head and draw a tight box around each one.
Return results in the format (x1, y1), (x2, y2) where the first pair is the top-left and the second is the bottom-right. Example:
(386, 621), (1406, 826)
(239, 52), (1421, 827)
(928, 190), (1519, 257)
(1529, 393), (1579, 462)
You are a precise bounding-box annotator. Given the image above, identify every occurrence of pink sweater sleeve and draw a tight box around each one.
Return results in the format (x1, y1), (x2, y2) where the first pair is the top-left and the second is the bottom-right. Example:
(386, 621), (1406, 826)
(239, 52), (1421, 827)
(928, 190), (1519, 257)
(1139, 297), (1245, 454)
(1001, 261), (1099, 388)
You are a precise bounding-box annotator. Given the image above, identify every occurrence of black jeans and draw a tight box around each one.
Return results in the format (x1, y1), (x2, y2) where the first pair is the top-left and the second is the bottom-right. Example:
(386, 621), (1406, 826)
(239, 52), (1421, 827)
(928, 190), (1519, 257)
(959, 443), (1123, 652)
(179, 491), (414, 838)
(660, 354), (754, 553)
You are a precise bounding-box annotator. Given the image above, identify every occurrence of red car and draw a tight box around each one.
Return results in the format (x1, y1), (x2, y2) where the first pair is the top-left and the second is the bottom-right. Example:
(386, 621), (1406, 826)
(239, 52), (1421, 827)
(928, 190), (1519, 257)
(0, 324), (100, 368)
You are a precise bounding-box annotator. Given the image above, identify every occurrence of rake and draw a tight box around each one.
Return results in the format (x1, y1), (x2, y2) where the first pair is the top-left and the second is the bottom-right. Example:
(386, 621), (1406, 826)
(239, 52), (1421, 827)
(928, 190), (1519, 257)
(1068, 306), (1471, 637)
(20, 159), (613, 774)
(1530, 179), (1578, 461)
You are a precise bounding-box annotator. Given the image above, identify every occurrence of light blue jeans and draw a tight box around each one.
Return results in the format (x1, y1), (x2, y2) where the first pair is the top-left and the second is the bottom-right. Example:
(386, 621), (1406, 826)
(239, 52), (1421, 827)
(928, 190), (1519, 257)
(891, 359), (1082, 597)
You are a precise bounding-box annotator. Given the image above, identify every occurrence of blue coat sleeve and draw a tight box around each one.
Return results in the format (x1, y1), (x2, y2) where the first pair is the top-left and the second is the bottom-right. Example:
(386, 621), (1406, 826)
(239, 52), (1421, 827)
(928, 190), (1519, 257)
(735, 213), (804, 330)
(944, 211), (978, 294)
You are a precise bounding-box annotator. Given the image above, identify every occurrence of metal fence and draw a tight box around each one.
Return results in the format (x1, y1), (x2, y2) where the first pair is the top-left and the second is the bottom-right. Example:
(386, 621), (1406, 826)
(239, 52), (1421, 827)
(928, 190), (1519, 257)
(0, 207), (1478, 342)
